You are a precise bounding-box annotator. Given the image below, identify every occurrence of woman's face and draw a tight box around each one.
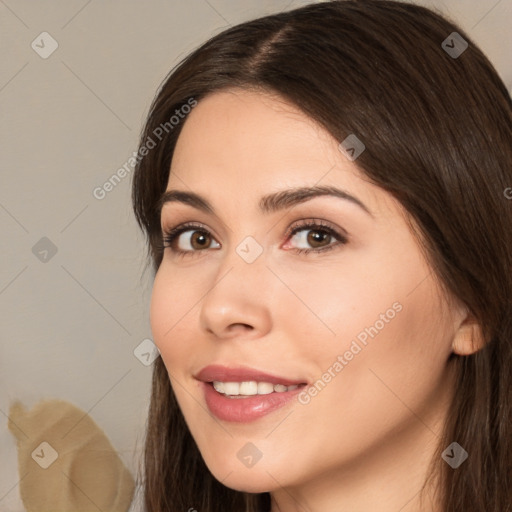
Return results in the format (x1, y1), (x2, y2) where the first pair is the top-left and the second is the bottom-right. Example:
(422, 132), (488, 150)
(150, 89), (464, 496)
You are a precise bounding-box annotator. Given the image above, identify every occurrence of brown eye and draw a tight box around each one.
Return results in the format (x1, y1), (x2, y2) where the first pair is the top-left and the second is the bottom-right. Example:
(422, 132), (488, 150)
(162, 224), (221, 254)
(188, 231), (211, 250)
(288, 223), (346, 254)
(175, 229), (218, 251)
(306, 229), (332, 248)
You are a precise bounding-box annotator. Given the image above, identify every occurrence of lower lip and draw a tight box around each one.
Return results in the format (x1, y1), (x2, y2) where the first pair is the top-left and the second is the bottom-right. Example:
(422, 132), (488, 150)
(201, 381), (305, 423)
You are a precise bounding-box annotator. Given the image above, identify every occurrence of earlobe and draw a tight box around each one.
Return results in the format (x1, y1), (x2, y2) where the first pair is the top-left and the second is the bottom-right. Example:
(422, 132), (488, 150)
(452, 314), (486, 356)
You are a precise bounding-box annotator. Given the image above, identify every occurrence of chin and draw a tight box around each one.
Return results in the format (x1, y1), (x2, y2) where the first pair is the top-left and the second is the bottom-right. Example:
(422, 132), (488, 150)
(202, 456), (282, 493)
(216, 473), (276, 494)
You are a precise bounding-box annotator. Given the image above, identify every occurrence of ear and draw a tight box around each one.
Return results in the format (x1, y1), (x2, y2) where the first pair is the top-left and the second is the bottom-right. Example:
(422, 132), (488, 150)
(451, 307), (486, 356)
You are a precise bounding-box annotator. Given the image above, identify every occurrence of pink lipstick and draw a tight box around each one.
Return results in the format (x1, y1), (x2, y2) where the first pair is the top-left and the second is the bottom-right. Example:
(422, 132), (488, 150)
(196, 364), (307, 423)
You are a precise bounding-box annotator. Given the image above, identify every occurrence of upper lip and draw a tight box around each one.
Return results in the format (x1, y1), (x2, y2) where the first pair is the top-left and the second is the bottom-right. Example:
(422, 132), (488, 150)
(196, 364), (308, 386)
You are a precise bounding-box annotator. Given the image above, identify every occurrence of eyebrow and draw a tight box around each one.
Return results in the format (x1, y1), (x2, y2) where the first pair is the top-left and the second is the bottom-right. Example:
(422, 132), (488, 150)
(157, 185), (373, 218)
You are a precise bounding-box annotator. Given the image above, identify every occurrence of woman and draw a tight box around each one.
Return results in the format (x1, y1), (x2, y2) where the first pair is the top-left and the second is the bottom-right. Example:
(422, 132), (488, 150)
(131, 1), (512, 510)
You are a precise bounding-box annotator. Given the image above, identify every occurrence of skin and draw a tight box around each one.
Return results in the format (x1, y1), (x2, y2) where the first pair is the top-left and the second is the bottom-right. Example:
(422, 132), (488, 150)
(150, 89), (483, 512)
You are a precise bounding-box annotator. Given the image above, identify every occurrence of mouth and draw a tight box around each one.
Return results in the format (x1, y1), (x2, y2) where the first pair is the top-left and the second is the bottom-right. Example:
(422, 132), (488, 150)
(209, 380), (306, 398)
(196, 365), (309, 422)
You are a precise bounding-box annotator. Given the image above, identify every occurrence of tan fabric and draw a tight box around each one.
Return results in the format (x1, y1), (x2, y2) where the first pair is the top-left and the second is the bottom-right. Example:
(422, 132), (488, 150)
(8, 399), (135, 512)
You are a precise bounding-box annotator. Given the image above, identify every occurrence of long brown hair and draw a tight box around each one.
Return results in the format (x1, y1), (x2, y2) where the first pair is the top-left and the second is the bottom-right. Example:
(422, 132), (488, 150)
(131, 1), (512, 510)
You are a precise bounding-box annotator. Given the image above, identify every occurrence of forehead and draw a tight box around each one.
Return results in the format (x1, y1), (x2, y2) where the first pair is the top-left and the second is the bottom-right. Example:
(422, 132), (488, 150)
(172, 88), (332, 167)
(172, 90), (347, 180)
(167, 88), (398, 220)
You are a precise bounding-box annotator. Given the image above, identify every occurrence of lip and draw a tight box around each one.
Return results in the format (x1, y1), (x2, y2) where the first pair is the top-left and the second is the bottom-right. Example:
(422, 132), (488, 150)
(200, 381), (305, 423)
(196, 364), (308, 423)
(195, 364), (308, 386)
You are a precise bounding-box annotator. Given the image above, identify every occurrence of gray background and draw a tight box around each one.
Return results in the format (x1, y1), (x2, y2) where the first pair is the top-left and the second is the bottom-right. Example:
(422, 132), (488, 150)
(1, 1), (511, 511)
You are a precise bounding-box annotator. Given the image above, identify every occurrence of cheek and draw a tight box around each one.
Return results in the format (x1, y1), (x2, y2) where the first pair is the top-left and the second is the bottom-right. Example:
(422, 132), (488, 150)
(149, 267), (196, 371)
(291, 249), (453, 429)
(284, 297), (453, 478)
(309, 283), (453, 435)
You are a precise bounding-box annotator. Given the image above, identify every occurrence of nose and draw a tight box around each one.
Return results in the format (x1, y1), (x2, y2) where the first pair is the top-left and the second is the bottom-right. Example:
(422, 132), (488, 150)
(198, 247), (274, 340)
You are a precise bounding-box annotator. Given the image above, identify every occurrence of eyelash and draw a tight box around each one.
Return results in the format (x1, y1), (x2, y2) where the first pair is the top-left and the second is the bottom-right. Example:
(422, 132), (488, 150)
(160, 219), (348, 259)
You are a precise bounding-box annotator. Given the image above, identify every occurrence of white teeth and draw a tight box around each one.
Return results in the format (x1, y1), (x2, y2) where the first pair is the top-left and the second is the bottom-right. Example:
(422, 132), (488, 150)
(223, 382), (240, 395)
(257, 382), (274, 394)
(212, 381), (224, 393)
(239, 381), (258, 395)
(212, 381), (301, 396)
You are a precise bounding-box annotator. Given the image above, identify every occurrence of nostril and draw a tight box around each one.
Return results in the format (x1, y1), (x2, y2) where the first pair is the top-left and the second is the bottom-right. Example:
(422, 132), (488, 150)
(228, 323), (254, 333)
